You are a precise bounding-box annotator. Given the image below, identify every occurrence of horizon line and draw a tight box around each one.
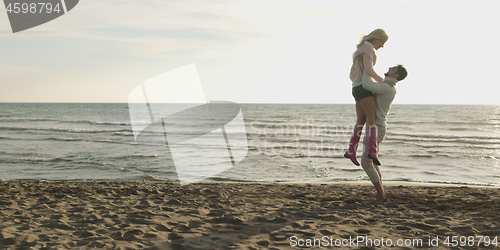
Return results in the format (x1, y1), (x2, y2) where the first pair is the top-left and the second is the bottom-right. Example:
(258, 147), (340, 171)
(1, 102), (499, 106)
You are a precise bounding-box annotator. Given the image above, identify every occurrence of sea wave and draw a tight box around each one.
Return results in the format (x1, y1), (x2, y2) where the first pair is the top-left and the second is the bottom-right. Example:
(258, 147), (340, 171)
(113, 154), (159, 160)
(247, 122), (345, 131)
(0, 136), (15, 140)
(410, 154), (434, 158)
(244, 118), (289, 123)
(0, 151), (46, 157)
(0, 118), (58, 122)
(387, 132), (500, 140)
(57, 119), (136, 126)
(113, 132), (135, 136)
(89, 121), (132, 126)
(386, 178), (499, 187)
(390, 120), (490, 126)
(20, 157), (73, 163)
(0, 126), (132, 134)
(0, 136), (134, 144)
(279, 153), (344, 159)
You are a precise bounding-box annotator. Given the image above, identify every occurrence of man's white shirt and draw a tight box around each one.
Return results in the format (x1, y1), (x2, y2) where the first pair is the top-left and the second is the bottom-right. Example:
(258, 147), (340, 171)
(361, 72), (397, 127)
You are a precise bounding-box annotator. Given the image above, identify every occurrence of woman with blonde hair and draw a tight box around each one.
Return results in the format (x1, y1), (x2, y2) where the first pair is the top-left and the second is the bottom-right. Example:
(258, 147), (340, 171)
(344, 28), (394, 166)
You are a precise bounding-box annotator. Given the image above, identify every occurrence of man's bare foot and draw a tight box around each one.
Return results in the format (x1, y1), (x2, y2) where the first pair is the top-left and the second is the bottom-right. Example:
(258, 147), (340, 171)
(375, 195), (387, 203)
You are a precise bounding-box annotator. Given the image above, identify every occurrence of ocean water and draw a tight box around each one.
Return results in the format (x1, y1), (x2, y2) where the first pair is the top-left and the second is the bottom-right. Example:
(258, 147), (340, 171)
(1, 103), (499, 186)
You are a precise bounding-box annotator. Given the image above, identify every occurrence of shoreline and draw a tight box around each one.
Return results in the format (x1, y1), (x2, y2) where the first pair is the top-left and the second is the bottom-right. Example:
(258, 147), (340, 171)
(1, 180), (499, 249)
(3, 179), (499, 188)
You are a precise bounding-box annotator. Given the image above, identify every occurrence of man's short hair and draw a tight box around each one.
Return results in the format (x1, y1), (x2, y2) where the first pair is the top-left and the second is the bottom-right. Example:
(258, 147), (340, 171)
(396, 65), (408, 81)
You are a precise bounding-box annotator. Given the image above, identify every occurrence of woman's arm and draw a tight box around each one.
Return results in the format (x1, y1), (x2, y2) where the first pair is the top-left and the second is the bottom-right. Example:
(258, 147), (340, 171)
(357, 44), (384, 83)
(362, 72), (394, 95)
(362, 54), (384, 83)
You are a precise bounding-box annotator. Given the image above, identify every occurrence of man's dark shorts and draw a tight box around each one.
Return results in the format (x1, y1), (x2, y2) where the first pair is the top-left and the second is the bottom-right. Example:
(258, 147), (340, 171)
(352, 85), (374, 101)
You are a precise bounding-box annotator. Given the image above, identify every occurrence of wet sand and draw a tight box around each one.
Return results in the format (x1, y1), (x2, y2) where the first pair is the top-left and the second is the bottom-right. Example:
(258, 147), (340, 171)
(0, 181), (499, 249)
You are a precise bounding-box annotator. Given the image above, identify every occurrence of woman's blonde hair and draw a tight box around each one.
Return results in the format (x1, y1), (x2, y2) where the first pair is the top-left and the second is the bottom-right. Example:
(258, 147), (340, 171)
(356, 28), (389, 48)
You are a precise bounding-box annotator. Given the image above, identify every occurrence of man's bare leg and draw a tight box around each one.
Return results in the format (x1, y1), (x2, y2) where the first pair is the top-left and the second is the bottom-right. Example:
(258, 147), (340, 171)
(373, 181), (387, 202)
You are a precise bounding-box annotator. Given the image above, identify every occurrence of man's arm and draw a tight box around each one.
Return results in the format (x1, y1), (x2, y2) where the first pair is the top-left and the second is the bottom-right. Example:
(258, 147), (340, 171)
(361, 72), (394, 95)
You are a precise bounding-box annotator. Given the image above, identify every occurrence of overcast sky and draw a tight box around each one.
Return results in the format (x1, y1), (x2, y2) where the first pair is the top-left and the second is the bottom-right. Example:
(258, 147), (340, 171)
(1, 0), (499, 104)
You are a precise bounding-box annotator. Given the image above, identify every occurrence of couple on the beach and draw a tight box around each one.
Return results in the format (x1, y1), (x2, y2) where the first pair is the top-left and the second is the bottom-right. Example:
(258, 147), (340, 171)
(343, 29), (408, 202)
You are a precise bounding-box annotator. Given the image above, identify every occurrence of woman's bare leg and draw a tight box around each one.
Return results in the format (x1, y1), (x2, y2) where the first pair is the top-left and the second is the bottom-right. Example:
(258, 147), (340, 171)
(354, 101), (366, 131)
(358, 96), (381, 165)
(358, 96), (376, 126)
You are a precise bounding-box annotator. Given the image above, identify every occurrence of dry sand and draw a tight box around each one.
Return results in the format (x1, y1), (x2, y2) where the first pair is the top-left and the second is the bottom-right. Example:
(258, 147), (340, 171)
(0, 180), (499, 249)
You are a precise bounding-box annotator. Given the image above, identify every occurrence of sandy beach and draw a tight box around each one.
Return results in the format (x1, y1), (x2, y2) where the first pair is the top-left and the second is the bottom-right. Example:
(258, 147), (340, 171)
(0, 181), (498, 249)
